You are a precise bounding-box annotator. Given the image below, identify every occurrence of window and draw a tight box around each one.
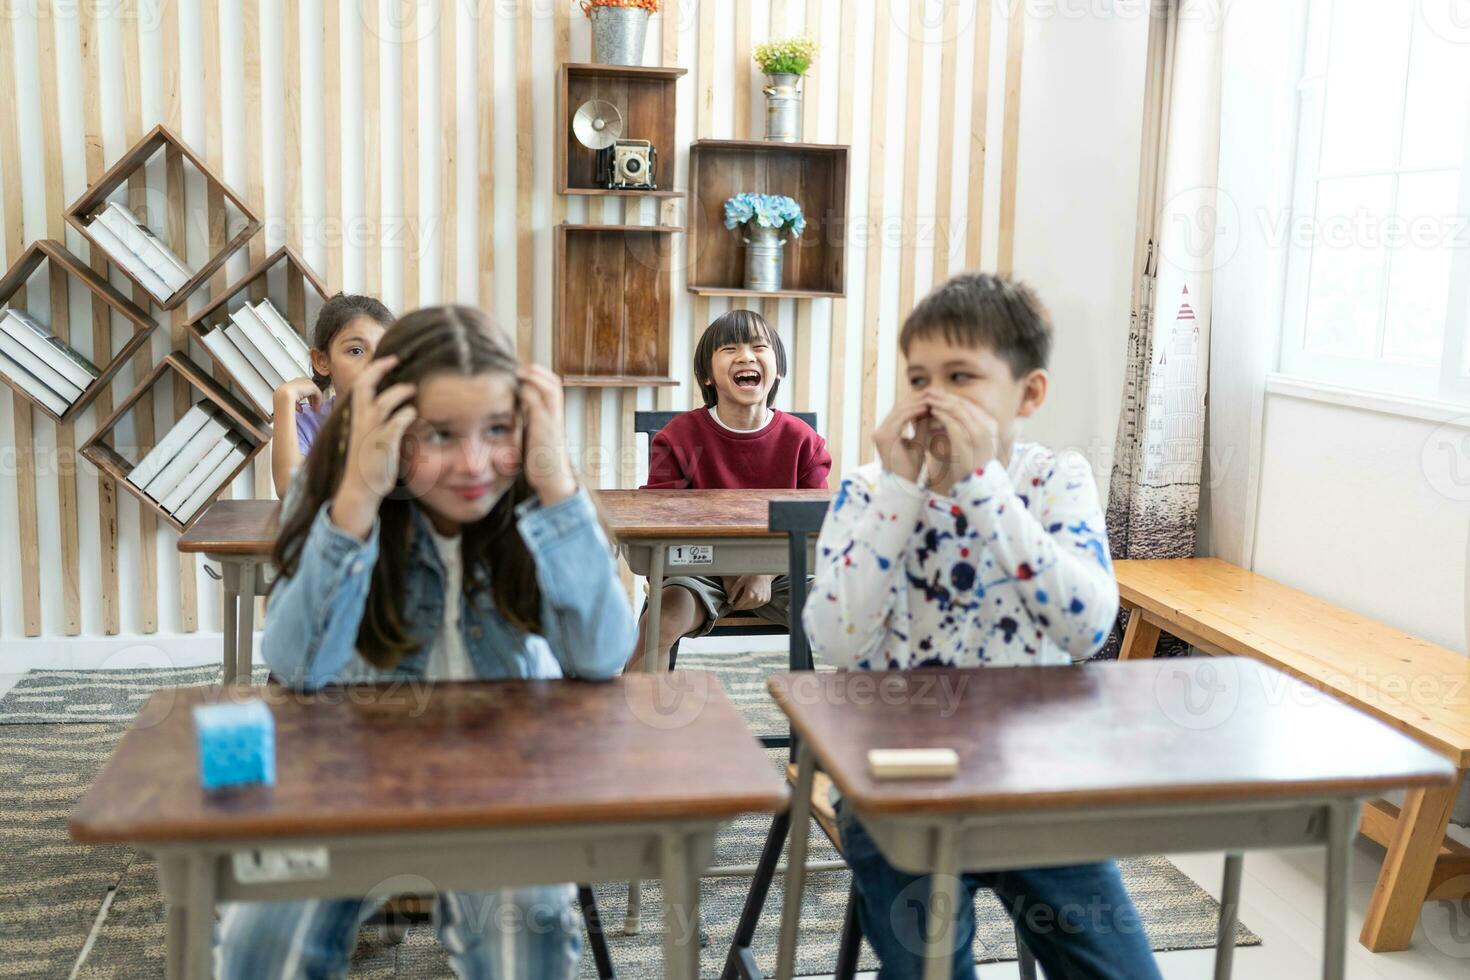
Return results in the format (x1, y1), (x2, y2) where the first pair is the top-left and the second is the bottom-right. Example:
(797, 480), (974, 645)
(1281, 0), (1470, 404)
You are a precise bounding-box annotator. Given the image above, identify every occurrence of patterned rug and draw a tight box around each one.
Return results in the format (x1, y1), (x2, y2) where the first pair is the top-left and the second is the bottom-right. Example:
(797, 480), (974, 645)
(3, 648), (1259, 977)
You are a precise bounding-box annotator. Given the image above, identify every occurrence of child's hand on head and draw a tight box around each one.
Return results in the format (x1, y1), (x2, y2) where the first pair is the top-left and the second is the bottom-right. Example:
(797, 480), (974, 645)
(274, 376), (324, 412)
(330, 356), (415, 539)
(516, 365), (577, 507)
(921, 389), (999, 491)
(874, 395), (931, 484)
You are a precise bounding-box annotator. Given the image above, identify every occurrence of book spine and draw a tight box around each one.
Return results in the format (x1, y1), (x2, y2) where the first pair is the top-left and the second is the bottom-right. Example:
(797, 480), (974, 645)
(161, 431), (235, 513)
(0, 333), (83, 401)
(87, 214), (174, 304)
(175, 438), (249, 523)
(145, 414), (231, 503)
(255, 300), (313, 367)
(126, 403), (215, 491)
(0, 311), (99, 390)
(223, 322), (288, 391)
(232, 305), (305, 385)
(201, 326), (277, 418)
(0, 350), (71, 416)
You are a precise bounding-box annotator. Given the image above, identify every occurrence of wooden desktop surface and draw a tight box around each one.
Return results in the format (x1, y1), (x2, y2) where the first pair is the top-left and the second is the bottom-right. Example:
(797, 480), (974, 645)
(768, 658), (1456, 816)
(177, 488), (836, 556)
(176, 499), (279, 555)
(600, 488), (833, 538)
(71, 673), (786, 844)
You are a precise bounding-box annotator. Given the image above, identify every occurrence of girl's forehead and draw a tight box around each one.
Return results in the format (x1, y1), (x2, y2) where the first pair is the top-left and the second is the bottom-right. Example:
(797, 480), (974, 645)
(414, 372), (517, 416)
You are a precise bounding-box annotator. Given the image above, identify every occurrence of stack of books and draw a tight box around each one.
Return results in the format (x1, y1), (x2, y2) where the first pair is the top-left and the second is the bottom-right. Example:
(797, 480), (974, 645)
(0, 307), (101, 417)
(197, 299), (312, 417)
(85, 201), (195, 305)
(125, 403), (251, 524)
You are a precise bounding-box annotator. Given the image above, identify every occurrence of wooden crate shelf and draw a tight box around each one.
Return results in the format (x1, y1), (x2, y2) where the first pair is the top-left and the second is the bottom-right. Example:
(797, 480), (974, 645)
(64, 124), (261, 311)
(0, 239), (156, 424)
(556, 63), (687, 198)
(184, 245), (331, 416)
(687, 139), (850, 297)
(80, 352), (269, 533)
(553, 223), (682, 386)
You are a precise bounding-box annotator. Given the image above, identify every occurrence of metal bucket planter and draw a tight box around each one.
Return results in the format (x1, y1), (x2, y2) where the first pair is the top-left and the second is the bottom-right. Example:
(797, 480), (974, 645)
(763, 73), (803, 142)
(590, 6), (651, 66)
(743, 225), (787, 292)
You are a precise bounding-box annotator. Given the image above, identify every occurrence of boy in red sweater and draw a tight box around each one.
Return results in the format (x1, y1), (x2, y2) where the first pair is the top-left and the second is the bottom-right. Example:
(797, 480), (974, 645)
(627, 309), (831, 671)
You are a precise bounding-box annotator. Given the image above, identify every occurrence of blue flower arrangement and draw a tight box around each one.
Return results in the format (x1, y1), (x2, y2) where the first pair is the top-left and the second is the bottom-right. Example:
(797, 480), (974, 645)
(723, 193), (806, 237)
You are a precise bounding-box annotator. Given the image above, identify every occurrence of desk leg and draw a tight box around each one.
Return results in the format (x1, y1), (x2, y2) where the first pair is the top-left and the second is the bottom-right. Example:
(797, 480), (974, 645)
(1324, 802), (1356, 980)
(662, 831), (701, 980)
(922, 823), (961, 980)
(775, 740), (816, 980)
(158, 856), (187, 980)
(1213, 852), (1243, 980)
(626, 545), (666, 935)
(219, 562), (240, 686)
(237, 560), (257, 684)
(185, 853), (217, 979)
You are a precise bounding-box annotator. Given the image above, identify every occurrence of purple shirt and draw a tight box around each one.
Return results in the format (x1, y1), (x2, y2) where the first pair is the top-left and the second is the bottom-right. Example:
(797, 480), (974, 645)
(295, 396), (333, 456)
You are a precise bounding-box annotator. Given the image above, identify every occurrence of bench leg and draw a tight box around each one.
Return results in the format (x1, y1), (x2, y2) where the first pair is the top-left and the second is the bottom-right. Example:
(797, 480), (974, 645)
(1118, 607), (1162, 660)
(1360, 769), (1467, 951)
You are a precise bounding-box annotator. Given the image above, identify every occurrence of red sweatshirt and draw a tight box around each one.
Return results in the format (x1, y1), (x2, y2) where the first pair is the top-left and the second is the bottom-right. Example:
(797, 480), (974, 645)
(642, 409), (832, 490)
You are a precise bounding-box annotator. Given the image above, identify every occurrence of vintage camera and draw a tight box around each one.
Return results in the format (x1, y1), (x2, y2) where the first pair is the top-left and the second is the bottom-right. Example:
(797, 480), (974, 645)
(597, 139), (657, 191)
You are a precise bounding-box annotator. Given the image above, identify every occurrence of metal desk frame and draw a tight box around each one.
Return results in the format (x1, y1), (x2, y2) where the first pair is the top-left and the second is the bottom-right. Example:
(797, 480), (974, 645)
(776, 740), (1363, 980)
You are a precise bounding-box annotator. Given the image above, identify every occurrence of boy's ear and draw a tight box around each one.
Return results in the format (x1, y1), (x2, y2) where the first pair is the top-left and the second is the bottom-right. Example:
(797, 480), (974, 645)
(309, 348), (332, 380)
(1015, 369), (1048, 419)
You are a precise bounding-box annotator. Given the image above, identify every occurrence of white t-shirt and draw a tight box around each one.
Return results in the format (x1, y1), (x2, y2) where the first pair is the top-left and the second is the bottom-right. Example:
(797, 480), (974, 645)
(425, 525), (476, 681)
(707, 406), (774, 433)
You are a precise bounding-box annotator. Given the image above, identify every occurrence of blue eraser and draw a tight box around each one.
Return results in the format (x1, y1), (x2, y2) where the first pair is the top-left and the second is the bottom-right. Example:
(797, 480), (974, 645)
(193, 700), (276, 791)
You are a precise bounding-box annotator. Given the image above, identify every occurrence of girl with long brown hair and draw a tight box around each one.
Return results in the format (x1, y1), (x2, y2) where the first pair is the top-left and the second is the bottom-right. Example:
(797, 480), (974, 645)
(216, 305), (631, 978)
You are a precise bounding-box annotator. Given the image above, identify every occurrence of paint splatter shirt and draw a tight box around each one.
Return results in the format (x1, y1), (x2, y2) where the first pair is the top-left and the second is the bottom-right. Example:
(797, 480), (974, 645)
(804, 444), (1118, 670)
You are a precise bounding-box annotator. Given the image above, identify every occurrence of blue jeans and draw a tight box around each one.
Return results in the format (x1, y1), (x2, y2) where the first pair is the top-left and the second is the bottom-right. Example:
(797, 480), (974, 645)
(837, 803), (1162, 980)
(215, 885), (582, 979)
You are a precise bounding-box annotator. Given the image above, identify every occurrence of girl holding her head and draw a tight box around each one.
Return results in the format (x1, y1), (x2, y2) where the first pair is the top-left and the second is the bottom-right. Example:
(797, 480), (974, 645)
(219, 306), (633, 978)
(270, 292), (394, 496)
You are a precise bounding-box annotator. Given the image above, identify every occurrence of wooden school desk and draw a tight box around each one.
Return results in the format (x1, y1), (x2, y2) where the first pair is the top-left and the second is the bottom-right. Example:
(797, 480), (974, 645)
(767, 659), (1457, 980)
(70, 674), (786, 980)
(600, 488), (834, 673)
(177, 499), (279, 683)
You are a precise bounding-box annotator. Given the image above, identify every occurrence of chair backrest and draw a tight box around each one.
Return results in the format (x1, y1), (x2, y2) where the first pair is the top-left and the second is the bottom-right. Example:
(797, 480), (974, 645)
(634, 409), (819, 438)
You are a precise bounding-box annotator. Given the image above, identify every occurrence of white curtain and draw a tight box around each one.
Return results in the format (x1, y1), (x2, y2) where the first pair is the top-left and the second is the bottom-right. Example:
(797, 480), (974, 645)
(1101, 1), (1223, 657)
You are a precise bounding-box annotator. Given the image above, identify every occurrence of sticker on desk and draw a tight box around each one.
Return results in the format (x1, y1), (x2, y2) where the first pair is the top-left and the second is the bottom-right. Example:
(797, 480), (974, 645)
(668, 544), (714, 566)
(232, 847), (331, 883)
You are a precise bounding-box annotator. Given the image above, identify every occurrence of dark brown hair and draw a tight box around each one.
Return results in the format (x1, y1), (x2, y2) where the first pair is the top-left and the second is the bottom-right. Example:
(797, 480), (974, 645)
(311, 292), (394, 389)
(899, 273), (1053, 378)
(693, 309), (786, 408)
(273, 305), (545, 669)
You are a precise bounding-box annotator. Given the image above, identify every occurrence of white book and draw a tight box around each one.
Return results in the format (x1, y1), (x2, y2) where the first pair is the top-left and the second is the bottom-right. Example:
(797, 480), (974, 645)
(231, 305), (305, 385)
(175, 438), (248, 524)
(161, 431), (236, 514)
(99, 202), (192, 294)
(126, 403), (215, 489)
(253, 300), (313, 370)
(0, 332), (83, 402)
(0, 350), (71, 416)
(223, 321), (288, 391)
(143, 412), (232, 503)
(0, 310), (100, 390)
(201, 325), (277, 417)
(86, 215), (174, 303)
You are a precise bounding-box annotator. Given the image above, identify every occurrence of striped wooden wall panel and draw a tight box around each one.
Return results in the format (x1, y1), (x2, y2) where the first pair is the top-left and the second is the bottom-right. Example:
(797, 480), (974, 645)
(0, 0), (1023, 644)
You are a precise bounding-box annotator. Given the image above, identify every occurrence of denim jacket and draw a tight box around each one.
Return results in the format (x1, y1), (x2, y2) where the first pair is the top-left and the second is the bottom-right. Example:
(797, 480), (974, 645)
(262, 488), (634, 689)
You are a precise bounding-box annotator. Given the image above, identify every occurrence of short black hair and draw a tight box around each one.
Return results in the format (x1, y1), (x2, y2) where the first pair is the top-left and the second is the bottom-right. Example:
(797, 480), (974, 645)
(311, 293), (394, 389)
(693, 309), (786, 408)
(899, 273), (1053, 378)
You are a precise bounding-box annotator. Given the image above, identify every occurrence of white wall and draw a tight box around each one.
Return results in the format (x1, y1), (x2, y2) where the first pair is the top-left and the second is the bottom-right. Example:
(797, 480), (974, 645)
(0, 0), (1151, 663)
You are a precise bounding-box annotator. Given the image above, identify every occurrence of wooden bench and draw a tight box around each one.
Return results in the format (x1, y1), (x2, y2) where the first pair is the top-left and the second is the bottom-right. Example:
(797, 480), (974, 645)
(1115, 557), (1470, 952)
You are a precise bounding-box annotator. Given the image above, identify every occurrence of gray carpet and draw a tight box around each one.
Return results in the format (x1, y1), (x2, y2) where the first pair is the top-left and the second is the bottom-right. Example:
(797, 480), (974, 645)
(3, 647), (1260, 977)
